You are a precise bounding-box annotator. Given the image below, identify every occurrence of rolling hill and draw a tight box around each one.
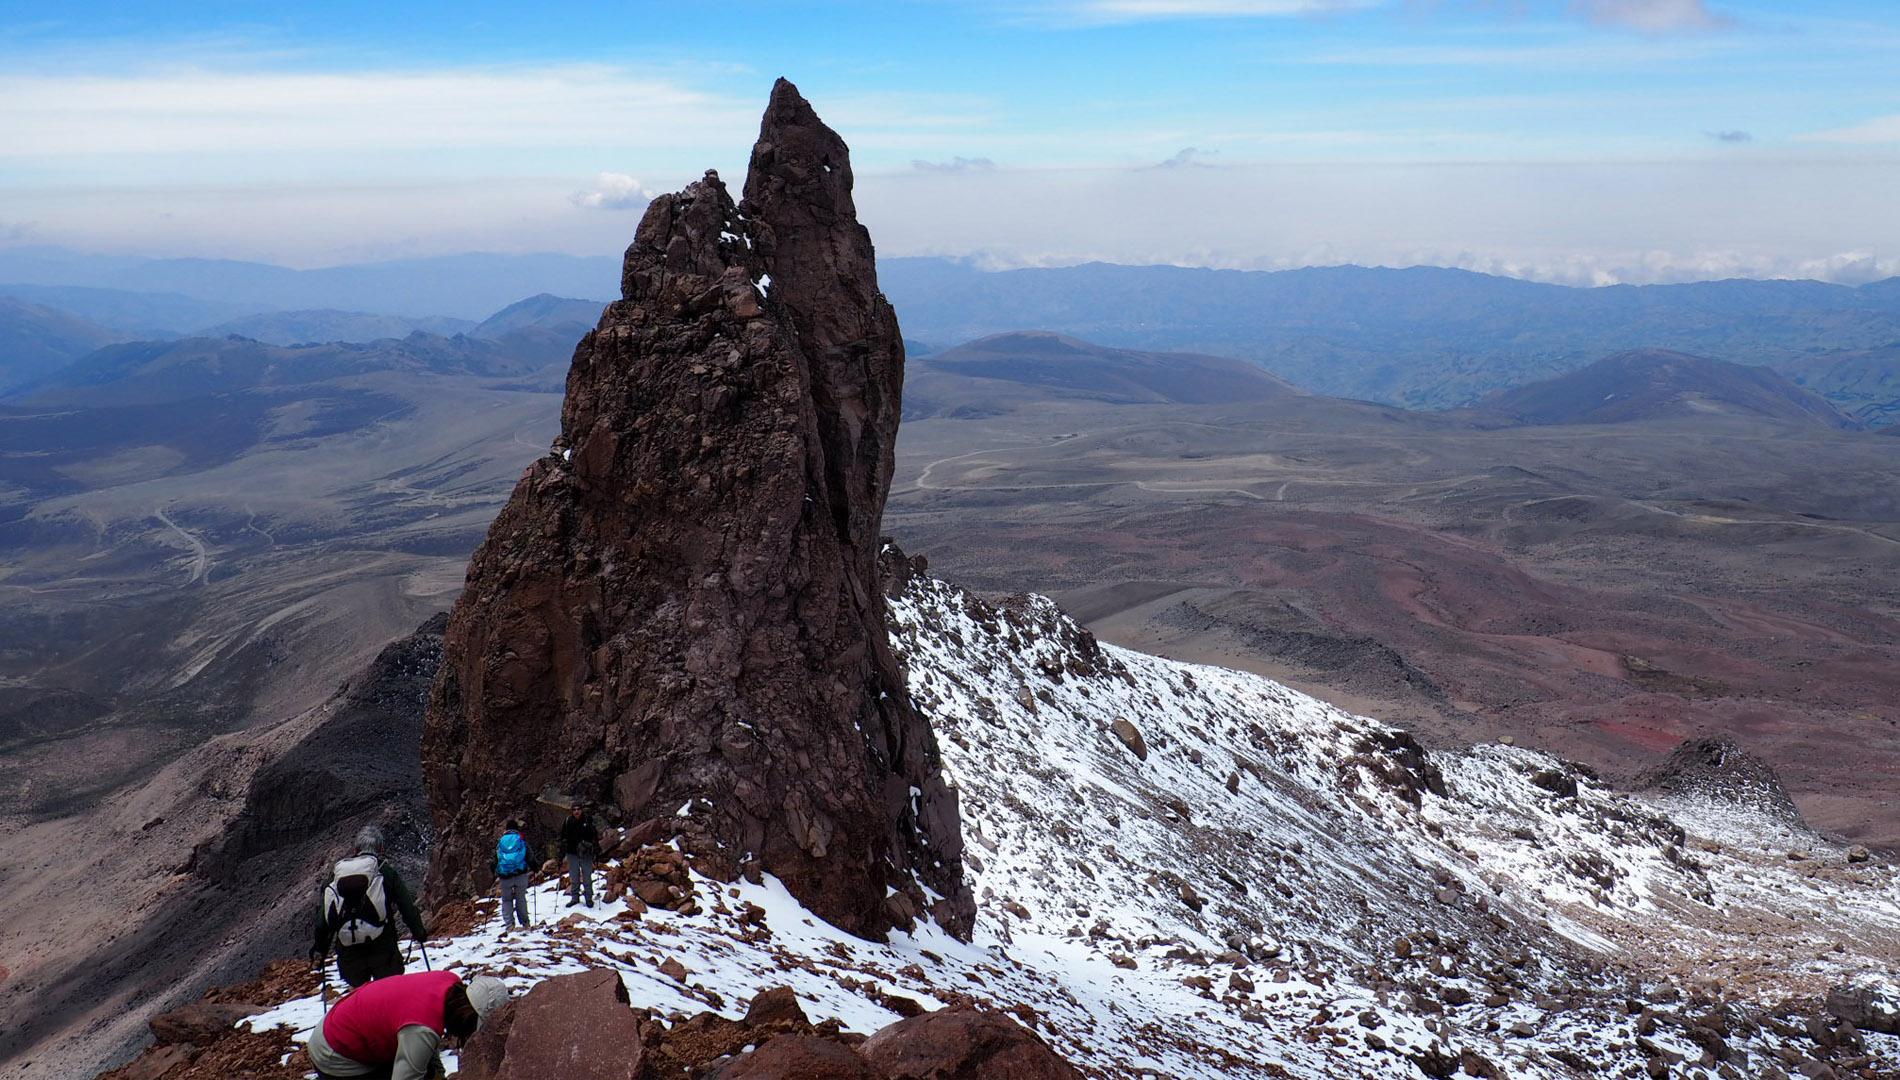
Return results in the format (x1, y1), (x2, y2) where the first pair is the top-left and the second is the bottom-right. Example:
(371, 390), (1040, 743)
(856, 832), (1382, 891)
(907, 330), (1299, 417)
(1480, 348), (1860, 428)
(471, 293), (604, 338)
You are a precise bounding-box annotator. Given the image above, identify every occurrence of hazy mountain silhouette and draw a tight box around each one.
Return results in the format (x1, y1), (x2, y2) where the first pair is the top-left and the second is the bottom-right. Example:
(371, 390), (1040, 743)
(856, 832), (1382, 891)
(0, 282), (269, 336)
(0, 296), (124, 390)
(0, 246), (619, 321)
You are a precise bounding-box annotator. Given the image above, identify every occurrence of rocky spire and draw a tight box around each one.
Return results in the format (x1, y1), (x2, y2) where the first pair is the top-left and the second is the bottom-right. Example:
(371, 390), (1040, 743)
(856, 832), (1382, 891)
(420, 79), (973, 939)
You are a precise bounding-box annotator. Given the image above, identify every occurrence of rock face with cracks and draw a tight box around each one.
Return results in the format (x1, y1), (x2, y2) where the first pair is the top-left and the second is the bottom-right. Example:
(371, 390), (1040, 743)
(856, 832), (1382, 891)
(422, 78), (972, 940)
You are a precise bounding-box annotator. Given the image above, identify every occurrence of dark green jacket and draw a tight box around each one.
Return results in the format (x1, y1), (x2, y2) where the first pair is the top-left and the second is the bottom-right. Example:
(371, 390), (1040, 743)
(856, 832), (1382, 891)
(313, 857), (427, 957)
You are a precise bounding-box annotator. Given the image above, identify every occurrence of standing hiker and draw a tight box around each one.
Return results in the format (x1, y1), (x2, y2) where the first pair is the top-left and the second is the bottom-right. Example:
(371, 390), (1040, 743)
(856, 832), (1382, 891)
(312, 825), (428, 988)
(560, 802), (599, 908)
(495, 818), (532, 936)
(305, 970), (509, 1080)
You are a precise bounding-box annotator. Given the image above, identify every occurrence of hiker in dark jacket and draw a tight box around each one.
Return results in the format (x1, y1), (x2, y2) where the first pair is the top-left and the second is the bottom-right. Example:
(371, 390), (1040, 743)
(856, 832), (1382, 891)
(312, 825), (428, 988)
(495, 819), (532, 935)
(560, 803), (600, 907)
(305, 970), (508, 1080)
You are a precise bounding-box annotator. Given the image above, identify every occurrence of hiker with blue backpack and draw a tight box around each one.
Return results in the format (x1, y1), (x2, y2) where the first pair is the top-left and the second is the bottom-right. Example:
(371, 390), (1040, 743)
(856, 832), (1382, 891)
(311, 825), (428, 989)
(495, 819), (533, 937)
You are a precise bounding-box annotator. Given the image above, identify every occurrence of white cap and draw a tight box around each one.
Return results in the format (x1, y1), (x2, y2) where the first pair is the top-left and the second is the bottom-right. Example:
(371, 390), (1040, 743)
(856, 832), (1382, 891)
(466, 975), (511, 1023)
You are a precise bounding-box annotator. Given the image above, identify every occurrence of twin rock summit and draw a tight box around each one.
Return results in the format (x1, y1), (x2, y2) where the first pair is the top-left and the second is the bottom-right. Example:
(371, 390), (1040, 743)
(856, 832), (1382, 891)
(422, 78), (976, 940)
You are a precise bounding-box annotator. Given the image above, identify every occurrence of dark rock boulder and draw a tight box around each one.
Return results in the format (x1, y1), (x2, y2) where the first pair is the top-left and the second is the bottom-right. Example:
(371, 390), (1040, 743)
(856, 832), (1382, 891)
(708, 1035), (884, 1080)
(146, 1002), (261, 1047)
(1826, 985), (1900, 1035)
(456, 969), (644, 1080)
(857, 1006), (1084, 1079)
(421, 78), (972, 940)
(744, 986), (811, 1031)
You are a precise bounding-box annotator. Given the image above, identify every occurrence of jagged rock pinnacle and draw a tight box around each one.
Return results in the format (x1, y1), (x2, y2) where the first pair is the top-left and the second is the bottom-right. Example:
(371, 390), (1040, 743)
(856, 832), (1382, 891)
(421, 78), (974, 939)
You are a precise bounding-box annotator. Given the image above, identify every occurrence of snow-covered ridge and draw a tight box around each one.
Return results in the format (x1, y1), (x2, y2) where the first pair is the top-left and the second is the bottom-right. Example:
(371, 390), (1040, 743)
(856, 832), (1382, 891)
(248, 567), (1900, 1079)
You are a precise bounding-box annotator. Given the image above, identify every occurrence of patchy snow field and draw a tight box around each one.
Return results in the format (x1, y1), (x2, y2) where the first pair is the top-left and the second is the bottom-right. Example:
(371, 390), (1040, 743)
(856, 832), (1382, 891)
(251, 570), (1900, 1078)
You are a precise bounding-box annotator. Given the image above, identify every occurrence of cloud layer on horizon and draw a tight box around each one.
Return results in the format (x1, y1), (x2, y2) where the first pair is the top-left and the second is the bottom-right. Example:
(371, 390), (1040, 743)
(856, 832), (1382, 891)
(1, 7), (1894, 287)
(10, 155), (1895, 289)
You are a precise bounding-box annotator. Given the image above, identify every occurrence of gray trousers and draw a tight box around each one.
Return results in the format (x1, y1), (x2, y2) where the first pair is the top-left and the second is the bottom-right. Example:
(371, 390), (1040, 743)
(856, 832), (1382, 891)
(499, 873), (531, 928)
(566, 853), (594, 903)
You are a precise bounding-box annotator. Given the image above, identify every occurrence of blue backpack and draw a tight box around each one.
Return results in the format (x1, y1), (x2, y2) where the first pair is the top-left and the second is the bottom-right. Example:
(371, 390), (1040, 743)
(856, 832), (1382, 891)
(496, 832), (529, 878)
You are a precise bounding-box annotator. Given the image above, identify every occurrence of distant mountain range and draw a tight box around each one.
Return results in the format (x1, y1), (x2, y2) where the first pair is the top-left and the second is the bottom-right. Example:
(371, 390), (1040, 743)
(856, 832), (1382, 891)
(5, 246), (1900, 422)
(0, 289), (606, 402)
(198, 309), (475, 345)
(878, 259), (1900, 417)
(15, 332), (567, 408)
(1476, 348), (1859, 429)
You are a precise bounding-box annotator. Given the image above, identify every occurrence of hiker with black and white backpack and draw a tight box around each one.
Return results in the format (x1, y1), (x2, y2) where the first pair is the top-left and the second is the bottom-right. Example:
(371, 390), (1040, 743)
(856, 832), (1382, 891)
(311, 825), (428, 988)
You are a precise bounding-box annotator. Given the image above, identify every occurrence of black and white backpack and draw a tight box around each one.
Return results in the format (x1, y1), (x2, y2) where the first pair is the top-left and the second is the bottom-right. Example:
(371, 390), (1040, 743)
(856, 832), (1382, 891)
(324, 854), (390, 948)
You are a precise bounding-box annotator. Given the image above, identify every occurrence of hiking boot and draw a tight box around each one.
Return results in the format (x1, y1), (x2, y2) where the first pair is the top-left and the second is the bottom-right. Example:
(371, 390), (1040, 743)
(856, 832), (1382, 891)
(565, 898), (579, 907)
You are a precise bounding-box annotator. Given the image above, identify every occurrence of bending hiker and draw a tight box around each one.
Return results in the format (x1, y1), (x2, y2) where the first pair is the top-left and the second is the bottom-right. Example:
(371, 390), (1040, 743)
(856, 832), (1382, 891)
(306, 970), (509, 1080)
(495, 818), (532, 936)
(312, 825), (428, 988)
(560, 802), (600, 908)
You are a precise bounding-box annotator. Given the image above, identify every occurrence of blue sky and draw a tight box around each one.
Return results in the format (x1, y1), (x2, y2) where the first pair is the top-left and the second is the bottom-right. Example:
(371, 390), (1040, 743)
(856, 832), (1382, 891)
(2, 0), (1897, 282)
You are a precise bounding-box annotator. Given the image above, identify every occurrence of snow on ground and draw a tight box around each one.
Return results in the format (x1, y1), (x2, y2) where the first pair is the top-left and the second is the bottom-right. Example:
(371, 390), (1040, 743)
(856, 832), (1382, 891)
(249, 570), (1900, 1078)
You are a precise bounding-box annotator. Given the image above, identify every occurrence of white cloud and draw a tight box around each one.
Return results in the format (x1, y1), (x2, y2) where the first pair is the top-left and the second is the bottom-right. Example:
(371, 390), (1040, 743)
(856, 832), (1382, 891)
(1303, 37), (1728, 66)
(1800, 114), (1900, 145)
(0, 64), (757, 159)
(1571, 0), (1730, 33)
(572, 173), (653, 210)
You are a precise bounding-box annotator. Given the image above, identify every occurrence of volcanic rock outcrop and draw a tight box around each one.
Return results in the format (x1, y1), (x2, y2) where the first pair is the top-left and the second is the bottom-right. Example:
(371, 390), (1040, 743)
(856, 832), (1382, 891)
(1638, 734), (1806, 825)
(422, 79), (973, 939)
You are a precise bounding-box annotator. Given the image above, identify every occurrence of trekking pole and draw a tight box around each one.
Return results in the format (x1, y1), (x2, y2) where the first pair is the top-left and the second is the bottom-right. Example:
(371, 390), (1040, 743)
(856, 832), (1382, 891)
(318, 956), (331, 1016)
(419, 938), (434, 972)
